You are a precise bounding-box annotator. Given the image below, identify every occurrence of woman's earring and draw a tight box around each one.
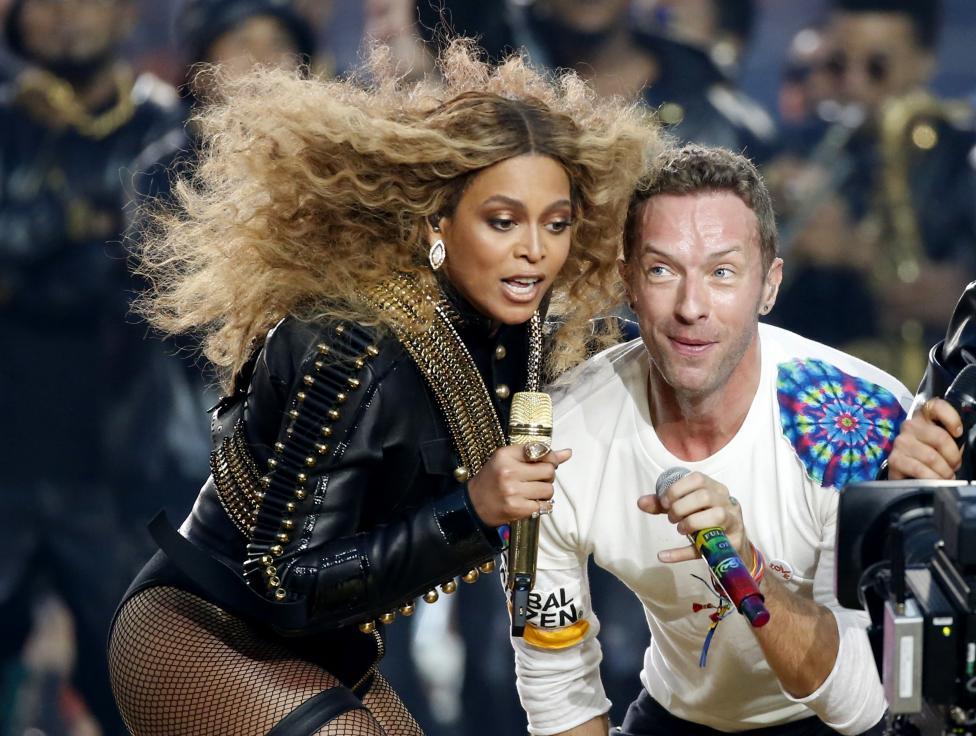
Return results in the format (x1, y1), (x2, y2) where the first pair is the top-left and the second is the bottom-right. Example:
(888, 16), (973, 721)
(429, 238), (446, 271)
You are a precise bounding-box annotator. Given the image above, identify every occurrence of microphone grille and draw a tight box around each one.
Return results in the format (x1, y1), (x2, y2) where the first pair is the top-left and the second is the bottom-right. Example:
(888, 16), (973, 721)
(509, 392), (553, 432)
(655, 466), (690, 494)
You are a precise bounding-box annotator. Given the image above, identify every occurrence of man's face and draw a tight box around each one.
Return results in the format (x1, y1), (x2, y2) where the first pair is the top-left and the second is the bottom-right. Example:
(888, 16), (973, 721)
(206, 15), (301, 78)
(622, 191), (781, 401)
(652, 0), (720, 49)
(826, 11), (935, 117)
(19, 0), (129, 69)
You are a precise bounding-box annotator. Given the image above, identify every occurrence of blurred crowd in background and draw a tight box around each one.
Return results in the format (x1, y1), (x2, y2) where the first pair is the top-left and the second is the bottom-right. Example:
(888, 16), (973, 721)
(1, 0), (975, 734)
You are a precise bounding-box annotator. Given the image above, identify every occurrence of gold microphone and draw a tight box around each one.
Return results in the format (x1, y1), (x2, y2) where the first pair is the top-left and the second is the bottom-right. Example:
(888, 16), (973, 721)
(506, 391), (553, 637)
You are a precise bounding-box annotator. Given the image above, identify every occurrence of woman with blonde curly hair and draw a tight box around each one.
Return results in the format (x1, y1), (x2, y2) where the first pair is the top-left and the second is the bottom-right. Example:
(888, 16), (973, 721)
(107, 39), (662, 735)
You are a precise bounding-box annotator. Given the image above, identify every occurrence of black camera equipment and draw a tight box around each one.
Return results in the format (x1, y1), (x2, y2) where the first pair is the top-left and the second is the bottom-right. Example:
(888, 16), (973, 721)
(836, 365), (976, 735)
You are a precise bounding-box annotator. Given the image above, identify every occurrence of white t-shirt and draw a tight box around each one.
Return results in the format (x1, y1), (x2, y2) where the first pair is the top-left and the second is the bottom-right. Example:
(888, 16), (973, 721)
(512, 324), (912, 735)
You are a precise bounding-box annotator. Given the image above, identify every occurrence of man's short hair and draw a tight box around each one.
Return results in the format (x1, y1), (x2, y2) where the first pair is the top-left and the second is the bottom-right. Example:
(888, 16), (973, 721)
(623, 145), (779, 273)
(831, 0), (943, 50)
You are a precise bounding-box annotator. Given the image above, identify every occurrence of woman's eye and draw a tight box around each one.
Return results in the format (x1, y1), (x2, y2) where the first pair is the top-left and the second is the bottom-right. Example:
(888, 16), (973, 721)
(489, 218), (516, 231)
(647, 265), (670, 277)
(547, 219), (572, 234)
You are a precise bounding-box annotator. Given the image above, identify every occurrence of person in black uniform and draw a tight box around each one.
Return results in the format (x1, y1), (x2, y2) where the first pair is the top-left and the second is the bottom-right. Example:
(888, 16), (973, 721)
(106, 38), (662, 735)
(510, 0), (776, 158)
(0, 0), (183, 732)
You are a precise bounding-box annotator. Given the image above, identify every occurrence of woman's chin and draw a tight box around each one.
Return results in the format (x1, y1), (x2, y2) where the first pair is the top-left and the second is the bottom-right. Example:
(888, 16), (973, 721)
(478, 300), (540, 326)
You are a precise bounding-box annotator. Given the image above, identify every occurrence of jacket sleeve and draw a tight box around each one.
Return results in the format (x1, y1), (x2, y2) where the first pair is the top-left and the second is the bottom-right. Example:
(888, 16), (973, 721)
(917, 280), (976, 402)
(240, 318), (504, 633)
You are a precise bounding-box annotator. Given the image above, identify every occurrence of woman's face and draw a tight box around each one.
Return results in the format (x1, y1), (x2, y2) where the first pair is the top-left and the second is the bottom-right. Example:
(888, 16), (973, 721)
(434, 154), (574, 325)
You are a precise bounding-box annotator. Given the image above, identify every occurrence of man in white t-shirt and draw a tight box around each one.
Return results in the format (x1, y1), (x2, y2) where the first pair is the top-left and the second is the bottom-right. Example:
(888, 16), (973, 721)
(511, 146), (912, 736)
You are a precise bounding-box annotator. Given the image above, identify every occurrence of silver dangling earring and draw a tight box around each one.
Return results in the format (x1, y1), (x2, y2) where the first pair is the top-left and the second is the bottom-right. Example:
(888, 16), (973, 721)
(428, 238), (446, 271)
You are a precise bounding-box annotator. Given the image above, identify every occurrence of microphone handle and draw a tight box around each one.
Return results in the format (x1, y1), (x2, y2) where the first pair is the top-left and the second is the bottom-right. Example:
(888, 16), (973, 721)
(509, 516), (540, 637)
(691, 527), (770, 628)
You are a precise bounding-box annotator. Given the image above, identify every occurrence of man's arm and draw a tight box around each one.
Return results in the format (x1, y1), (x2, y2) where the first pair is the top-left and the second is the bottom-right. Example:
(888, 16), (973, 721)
(640, 473), (885, 734)
(511, 471), (611, 735)
(551, 715), (609, 736)
(750, 573), (839, 697)
(511, 562), (611, 735)
(750, 512), (886, 735)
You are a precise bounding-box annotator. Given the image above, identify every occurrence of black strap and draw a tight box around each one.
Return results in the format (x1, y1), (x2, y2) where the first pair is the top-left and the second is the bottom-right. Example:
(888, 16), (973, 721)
(148, 512), (309, 633)
(265, 686), (365, 735)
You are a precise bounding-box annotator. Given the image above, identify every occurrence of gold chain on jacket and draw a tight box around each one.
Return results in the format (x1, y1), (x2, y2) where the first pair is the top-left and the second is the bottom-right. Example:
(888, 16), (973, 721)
(16, 67), (136, 140)
(363, 274), (542, 476)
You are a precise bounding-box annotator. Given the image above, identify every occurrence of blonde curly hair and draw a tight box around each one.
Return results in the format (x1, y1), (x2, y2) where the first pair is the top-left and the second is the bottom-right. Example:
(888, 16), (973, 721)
(136, 40), (663, 389)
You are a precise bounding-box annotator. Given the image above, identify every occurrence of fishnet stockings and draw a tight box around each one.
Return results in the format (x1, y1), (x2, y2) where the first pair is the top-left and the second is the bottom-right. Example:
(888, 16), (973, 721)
(109, 587), (424, 735)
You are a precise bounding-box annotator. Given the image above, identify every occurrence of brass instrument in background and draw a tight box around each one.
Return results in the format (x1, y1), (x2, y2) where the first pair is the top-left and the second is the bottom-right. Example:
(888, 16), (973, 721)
(859, 90), (974, 383)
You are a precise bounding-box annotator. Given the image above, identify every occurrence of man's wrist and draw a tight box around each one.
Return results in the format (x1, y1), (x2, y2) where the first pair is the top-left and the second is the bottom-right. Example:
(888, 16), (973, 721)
(748, 543), (766, 586)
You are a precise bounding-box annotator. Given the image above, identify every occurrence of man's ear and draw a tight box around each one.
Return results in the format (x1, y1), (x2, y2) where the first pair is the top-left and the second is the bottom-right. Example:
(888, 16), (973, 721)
(760, 257), (784, 315)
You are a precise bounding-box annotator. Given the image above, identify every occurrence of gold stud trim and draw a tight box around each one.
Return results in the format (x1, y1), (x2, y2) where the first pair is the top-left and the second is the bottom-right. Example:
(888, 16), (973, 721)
(210, 421), (266, 538)
(361, 275), (542, 484)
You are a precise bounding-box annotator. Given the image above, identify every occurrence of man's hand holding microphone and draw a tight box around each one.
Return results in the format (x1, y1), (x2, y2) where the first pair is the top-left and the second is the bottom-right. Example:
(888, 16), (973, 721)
(640, 468), (769, 628)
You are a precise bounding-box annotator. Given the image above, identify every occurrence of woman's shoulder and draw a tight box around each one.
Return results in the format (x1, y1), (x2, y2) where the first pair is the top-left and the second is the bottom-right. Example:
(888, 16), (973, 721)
(259, 314), (405, 388)
(239, 314), (413, 448)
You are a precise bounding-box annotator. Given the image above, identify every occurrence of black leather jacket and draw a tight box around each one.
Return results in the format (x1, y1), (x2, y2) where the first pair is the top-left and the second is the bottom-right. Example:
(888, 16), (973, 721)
(913, 281), (976, 478)
(163, 292), (530, 648)
(916, 280), (976, 402)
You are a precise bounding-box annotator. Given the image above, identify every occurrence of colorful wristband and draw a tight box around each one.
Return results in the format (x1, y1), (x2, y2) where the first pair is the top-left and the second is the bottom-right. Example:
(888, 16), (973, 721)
(749, 544), (766, 585)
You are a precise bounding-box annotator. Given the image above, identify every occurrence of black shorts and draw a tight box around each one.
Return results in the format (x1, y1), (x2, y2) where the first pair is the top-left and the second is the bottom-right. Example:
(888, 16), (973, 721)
(617, 688), (886, 736)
